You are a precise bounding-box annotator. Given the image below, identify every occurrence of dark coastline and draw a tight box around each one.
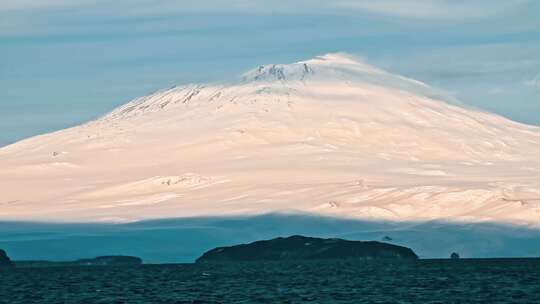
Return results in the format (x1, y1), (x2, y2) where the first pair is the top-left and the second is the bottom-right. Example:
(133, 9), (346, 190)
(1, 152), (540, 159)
(9, 257), (540, 267)
(13, 256), (142, 268)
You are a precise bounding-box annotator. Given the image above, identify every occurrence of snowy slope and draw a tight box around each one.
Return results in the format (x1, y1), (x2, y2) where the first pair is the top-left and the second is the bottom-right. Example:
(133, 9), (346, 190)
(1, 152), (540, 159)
(1, 53), (539, 224)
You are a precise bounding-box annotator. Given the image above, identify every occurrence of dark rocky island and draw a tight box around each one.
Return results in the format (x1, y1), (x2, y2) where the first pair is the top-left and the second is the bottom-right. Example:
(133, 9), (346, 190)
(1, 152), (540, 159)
(0, 249), (14, 268)
(15, 256), (142, 268)
(196, 235), (418, 263)
(75, 256), (143, 266)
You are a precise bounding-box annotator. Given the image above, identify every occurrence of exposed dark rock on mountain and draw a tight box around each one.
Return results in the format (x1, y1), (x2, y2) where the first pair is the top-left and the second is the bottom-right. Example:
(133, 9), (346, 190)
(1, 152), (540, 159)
(196, 235), (418, 263)
(0, 249), (14, 268)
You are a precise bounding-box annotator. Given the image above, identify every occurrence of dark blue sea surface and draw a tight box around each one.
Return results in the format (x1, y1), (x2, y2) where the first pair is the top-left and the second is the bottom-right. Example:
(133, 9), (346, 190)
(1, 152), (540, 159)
(1, 258), (540, 303)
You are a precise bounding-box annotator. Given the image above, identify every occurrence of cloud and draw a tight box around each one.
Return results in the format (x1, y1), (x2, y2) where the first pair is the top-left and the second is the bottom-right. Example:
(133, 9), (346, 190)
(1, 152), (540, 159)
(525, 74), (540, 88)
(488, 88), (504, 95)
(333, 0), (531, 19)
(0, 0), (530, 19)
(0, 0), (96, 11)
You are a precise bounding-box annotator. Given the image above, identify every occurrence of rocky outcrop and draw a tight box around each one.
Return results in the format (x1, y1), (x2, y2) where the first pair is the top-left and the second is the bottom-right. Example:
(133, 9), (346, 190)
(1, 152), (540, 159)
(0, 249), (14, 268)
(15, 256), (142, 268)
(196, 235), (418, 263)
(75, 256), (142, 266)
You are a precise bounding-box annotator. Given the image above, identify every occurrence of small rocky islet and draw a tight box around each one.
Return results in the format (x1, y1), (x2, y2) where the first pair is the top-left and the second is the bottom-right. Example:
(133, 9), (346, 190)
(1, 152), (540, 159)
(8, 255), (142, 268)
(0, 249), (14, 268)
(196, 235), (418, 262)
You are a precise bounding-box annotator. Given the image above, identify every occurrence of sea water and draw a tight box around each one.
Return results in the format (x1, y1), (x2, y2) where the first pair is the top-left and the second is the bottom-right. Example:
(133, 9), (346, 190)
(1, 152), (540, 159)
(1, 259), (539, 303)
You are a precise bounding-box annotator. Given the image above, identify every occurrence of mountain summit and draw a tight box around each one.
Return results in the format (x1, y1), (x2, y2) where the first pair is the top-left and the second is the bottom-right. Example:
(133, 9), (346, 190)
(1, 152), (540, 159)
(1, 54), (539, 224)
(106, 53), (445, 120)
(242, 53), (387, 82)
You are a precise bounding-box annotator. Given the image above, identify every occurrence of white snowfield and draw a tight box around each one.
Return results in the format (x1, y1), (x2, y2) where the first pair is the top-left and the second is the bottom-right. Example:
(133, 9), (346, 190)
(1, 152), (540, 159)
(1, 53), (540, 225)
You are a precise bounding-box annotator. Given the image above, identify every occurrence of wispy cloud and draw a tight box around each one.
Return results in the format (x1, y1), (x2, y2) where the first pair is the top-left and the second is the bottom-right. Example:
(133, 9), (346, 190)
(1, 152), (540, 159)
(333, 0), (531, 19)
(0, 0), (95, 11)
(0, 0), (530, 19)
(1, 0), (534, 38)
(525, 74), (540, 88)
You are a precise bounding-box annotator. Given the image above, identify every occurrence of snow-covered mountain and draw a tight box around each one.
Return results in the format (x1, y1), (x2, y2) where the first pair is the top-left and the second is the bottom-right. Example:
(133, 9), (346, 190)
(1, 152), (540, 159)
(1, 53), (540, 225)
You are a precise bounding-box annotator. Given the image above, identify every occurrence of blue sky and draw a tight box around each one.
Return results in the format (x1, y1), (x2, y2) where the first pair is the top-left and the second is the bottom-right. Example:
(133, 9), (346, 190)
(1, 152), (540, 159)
(1, 0), (539, 146)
